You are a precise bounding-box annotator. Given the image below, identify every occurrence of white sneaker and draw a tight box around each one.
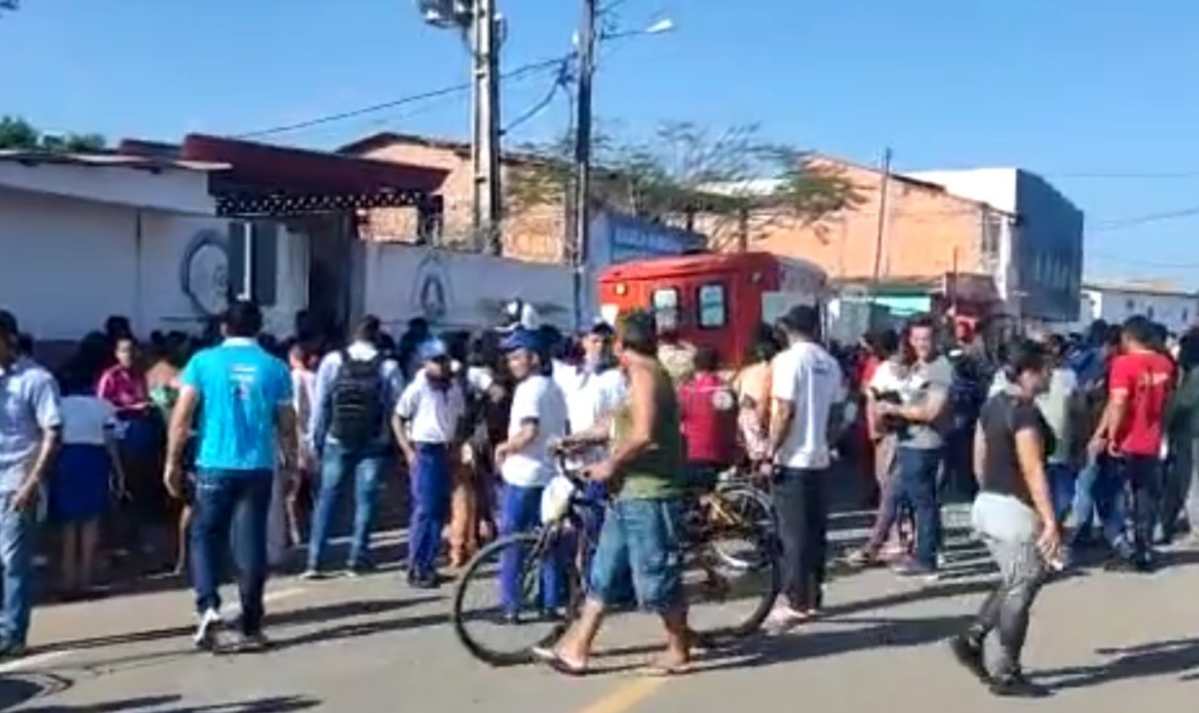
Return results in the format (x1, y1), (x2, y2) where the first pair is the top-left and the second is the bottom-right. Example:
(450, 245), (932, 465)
(193, 608), (224, 651)
(763, 605), (809, 635)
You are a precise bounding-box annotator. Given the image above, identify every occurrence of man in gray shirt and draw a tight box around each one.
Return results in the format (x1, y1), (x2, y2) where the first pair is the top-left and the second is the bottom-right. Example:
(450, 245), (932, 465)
(0, 310), (61, 657)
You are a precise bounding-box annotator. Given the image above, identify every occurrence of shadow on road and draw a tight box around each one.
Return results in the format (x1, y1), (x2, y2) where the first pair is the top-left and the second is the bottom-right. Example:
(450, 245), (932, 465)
(690, 613), (974, 673)
(38, 595), (442, 656)
(1034, 637), (1199, 689)
(11, 694), (319, 712)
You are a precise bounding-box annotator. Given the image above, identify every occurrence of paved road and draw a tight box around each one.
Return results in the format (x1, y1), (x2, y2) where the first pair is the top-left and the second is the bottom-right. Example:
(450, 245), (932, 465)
(3, 520), (1199, 713)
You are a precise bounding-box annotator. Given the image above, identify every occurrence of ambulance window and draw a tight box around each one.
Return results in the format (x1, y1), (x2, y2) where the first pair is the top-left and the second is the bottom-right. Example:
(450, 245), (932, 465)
(698, 283), (727, 328)
(652, 288), (680, 331)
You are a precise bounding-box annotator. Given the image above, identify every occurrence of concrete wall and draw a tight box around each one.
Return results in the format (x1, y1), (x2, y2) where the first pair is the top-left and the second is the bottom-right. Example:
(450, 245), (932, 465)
(741, 160), (995, 284)
(1013, 171), (1084, 321)
(0, 187), (305, 344)
(355, 142), (566, 262)
(361, 242), (575, 333)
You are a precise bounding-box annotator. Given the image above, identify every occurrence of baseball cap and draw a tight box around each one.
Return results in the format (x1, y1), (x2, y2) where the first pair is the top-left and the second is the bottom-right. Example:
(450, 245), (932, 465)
(499, 328), (541, 354)
(418, 338), (450, 362)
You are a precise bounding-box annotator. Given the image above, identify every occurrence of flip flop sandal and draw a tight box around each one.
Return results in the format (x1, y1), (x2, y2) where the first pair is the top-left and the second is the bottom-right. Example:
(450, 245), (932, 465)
(639, 661), (692, 677)
(531, 647), (589, 677)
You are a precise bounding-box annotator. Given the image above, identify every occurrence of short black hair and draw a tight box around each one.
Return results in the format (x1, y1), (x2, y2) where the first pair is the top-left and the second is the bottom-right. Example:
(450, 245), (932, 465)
(0, 309), (17, 341)
(1003, 338), (1048, 381)
(778, 304), (819, 338)
(1086, 319), (1110, 346)
(223, 300), (263, 338)
(1123, 315), (1156, 347)
(355, 315), (382, 343)
(616, 310), (657, 357)
(865, 328), (899, 358)
(694, 345), (720, 372)
(1043, 333), (1067, 359)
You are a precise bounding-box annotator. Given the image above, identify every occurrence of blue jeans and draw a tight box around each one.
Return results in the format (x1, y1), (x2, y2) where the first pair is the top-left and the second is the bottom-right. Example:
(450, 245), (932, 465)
(1071, 455), (1130, 554)
(191, 470), (273, 634)
(895, 447), (942, 569)
(0, 493), (35, 645)
(409, 444), (451, 578)
(307, 442), (387, 571)
(589, 498), (685, 613)
(1046, 463), (1076, 521)
(498, 483), (567, 614)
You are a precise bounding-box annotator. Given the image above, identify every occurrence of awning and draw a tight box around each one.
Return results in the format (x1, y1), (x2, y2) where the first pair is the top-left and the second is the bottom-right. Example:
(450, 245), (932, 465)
(178, 134), (449, 217)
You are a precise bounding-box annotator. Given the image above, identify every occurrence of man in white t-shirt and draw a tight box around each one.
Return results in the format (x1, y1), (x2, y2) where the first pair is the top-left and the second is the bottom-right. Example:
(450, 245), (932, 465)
(762, 305), (845, 631)
(392, 338), (465, 589)
(558, 322), (626, 466)
(494, 329), (569, 620)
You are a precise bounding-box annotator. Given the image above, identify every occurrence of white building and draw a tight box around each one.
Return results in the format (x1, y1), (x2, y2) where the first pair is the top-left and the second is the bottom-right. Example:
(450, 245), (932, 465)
(907, 168), (1084, 323)
(1074, 282), (1199, 334)
(0, 150), (307, 354)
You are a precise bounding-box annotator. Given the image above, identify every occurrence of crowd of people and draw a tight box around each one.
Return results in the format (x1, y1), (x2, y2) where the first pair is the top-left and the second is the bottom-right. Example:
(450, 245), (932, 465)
(1, 297), (1198, 697)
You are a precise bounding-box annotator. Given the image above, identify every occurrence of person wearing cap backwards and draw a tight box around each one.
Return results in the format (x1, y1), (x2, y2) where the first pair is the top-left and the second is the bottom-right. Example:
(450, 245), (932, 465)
(393, 337), (466, 589)
(494, 328), (569, 620)
(0, 309), (62, 658)
(305, 316), (404, 579)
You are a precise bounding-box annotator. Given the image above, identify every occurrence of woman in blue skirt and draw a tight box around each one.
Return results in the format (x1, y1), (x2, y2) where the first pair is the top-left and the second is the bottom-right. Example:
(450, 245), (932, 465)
(51, 373), (128, 598)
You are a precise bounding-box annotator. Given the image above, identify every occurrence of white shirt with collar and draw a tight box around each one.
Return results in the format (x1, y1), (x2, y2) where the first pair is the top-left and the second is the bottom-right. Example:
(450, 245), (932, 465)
(395, 371), (466, 445)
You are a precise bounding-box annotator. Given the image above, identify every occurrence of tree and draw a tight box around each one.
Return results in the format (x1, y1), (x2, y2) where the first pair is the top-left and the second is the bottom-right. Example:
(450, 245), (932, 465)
(0, 116), (38, 150)
(507, 121), (865, 252)
(0, 115), (106, 153)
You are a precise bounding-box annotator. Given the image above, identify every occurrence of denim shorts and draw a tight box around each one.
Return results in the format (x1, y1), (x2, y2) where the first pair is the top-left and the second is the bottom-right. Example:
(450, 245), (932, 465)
(588, 498), (685, 613)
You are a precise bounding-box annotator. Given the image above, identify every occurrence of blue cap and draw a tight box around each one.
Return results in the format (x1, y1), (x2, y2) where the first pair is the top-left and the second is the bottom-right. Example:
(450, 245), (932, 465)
(418, 338), (449, 362)
(499, 328), (541, 354)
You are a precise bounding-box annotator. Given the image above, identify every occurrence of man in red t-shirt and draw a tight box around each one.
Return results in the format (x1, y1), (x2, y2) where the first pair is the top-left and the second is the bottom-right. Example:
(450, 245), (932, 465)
(678, 346), (737, 489)
(1090, 315), (1174, 571)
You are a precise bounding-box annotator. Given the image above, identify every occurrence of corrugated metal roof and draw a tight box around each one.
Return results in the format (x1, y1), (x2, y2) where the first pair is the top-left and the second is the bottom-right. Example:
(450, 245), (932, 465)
(0, 149), (228, 172)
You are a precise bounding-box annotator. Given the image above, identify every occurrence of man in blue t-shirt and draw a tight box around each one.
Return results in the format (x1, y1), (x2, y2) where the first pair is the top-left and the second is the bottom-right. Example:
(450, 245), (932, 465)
(165, 301), (297, 653)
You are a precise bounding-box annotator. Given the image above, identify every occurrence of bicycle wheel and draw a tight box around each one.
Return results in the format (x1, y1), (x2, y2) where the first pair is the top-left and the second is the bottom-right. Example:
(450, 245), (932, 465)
(452, 531), (581, 666)
(685, 485), (779, 643)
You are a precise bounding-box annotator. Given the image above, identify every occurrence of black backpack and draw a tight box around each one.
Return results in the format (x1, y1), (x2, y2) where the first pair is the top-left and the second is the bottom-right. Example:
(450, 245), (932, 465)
(329, 350), (384, 449)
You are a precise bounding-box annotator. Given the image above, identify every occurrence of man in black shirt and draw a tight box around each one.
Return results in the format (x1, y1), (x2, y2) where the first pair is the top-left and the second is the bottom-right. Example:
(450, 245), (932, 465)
(950, 339), (1061, 698)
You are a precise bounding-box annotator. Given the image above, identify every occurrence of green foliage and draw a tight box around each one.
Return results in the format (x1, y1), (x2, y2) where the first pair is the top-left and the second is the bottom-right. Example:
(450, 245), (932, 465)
(0, 115), (106, 153)
(507, 121), (864, 250)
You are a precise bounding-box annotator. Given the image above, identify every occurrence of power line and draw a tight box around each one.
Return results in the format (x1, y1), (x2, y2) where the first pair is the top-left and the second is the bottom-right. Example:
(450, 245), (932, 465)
(1091, 204), (1199, 231)
(233, 54), (572, 140)
(501, 60), (573, 135)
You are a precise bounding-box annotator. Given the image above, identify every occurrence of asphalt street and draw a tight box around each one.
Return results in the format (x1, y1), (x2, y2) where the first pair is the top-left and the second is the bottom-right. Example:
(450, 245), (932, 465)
(3, 516), (1199, 713)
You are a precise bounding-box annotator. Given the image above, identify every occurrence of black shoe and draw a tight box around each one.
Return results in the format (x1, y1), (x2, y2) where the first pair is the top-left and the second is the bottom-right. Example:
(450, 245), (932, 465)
(949, 636), (989, 683)
(1103, 556), (1139, 573)
(989, 672), (1051, 698)
(1134, 554), (1156, 573)
(230, 631), (271, 654)
(410, 571), (441, 590)
(0, 639), (27, 659)
(345, 560), (377, 578)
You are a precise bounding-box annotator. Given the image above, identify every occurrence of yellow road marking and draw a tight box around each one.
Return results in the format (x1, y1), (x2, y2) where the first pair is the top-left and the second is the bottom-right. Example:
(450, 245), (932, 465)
(574, 676), (670, 713)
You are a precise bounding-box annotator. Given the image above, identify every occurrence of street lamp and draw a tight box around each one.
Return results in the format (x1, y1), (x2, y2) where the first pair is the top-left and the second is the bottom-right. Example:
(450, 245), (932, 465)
(571, 7), (675, 328)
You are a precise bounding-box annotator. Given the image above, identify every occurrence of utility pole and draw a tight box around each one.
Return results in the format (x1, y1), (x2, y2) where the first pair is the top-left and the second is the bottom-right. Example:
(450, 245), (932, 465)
(419, 1), (503, 253)
(572, 0), (596, 330)
(472, 0), (502, 254)
(870, 147), (893, 298)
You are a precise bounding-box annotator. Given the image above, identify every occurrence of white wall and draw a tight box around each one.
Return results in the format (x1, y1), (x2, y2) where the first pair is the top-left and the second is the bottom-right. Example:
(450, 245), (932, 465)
(0, 160), (216, 215)
(0, 187), (305, 343)
(362, 243), (575, 333)
(1088, 288), (1199, 334)
(906, 168), (1019, 213)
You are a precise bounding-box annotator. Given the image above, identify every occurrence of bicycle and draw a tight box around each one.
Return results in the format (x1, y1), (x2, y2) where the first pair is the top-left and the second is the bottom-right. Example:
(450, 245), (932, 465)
(451, 456), (780, 666)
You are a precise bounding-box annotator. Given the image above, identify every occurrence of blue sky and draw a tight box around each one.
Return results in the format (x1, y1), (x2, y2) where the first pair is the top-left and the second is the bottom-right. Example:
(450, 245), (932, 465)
(4, 0), (1199, 286)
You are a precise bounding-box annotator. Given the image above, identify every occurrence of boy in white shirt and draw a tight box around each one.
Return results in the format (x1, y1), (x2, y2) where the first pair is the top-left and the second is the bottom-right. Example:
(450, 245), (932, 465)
(393, 338), (465, 589)
(494, 329), (569, 620)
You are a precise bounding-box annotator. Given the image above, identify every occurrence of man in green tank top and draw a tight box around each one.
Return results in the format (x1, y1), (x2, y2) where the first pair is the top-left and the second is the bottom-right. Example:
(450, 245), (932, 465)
(535, 310), (691, 676)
